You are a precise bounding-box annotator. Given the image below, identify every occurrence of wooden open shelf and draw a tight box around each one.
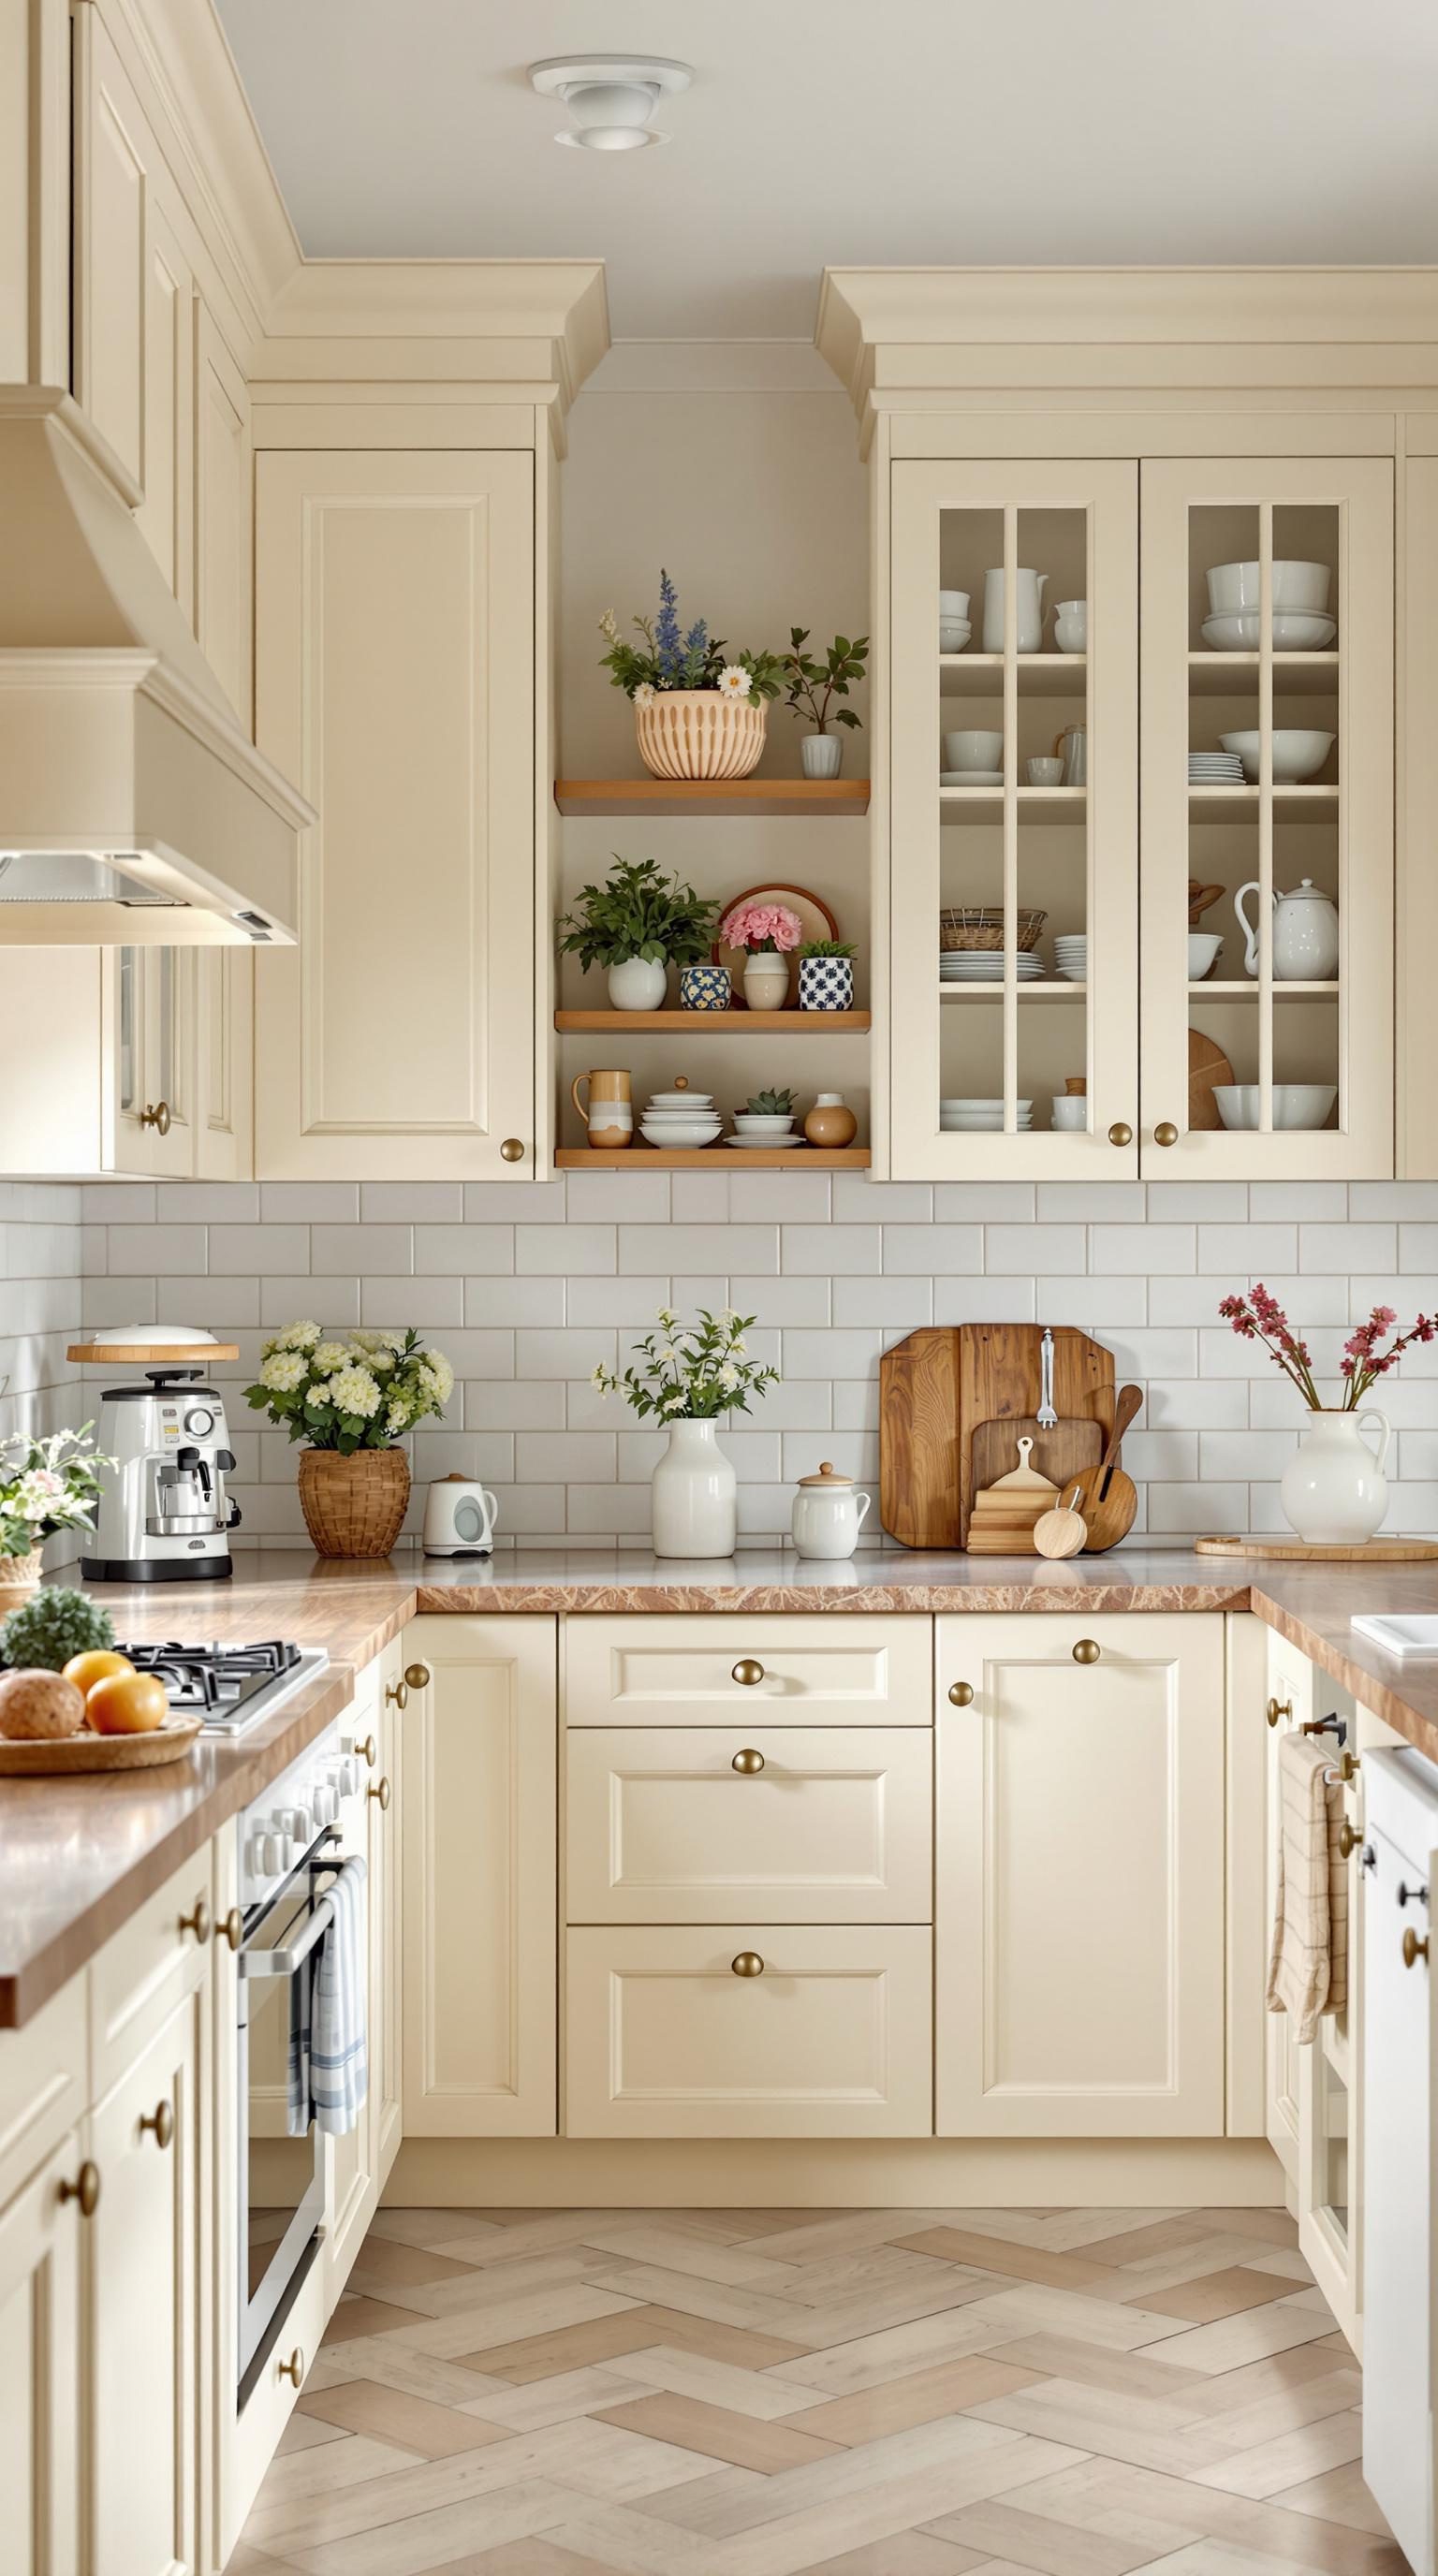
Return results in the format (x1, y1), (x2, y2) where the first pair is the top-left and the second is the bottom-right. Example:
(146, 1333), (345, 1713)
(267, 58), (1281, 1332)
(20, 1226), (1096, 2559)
(554, 778), (870, 818)
(554, 1008), (871, 1034)
(555, 1147), (871, 1170)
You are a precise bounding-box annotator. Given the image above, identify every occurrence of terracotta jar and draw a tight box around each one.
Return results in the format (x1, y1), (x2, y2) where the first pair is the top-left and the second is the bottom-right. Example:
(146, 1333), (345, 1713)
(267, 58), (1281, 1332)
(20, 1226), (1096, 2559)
(803, 1091), (858, 1147)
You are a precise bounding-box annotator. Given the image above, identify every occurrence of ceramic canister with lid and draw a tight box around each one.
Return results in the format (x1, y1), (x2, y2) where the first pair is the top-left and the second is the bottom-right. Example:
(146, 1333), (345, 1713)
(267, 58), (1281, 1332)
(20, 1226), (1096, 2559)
(791, 1461), (873, 1560)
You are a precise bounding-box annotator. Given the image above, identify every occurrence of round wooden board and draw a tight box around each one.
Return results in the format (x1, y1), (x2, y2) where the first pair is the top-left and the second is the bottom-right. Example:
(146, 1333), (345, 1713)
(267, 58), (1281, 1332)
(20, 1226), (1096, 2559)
(1187, 1029), (1234, 1132)
(1196, 1533), (1438, 1561)
(712, 882), (840, 1006)
(0, 1715), (204, 1775)
(66, 1342), (240, 1365)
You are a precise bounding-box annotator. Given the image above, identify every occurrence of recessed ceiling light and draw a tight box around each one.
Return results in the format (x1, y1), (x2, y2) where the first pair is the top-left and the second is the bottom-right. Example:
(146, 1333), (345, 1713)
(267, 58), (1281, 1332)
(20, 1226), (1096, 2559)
(529, 54), (693, 154)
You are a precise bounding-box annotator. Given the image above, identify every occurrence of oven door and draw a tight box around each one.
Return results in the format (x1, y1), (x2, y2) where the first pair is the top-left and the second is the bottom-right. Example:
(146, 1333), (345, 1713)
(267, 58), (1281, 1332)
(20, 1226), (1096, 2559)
(236, 1845), (360, 2400)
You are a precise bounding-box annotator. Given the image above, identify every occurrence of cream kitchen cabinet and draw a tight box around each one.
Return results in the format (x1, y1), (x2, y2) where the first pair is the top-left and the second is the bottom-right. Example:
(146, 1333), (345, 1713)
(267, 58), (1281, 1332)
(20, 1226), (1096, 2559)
(193, 300), (253, 728)
(323, 1754), (374, 2300)
(401, 1617), (557, 2137)
(363, 1639), (407, 2188)
(254, 448), (539, 1181)
(0, 941), (248, 1178)
(936, 1613), (1227, 2136)
(0, 2133), (82, 2576)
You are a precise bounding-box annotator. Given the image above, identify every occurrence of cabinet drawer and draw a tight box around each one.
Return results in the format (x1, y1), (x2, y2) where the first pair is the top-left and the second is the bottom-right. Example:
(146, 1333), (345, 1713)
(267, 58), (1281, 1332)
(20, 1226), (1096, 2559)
(0, 1975), (87, 2210)
(566, 1729), (932, 1925)
(89, 1844), (212, 2100)
(565, 1617), (932, 1728)
(565, 1927), (932, 2138)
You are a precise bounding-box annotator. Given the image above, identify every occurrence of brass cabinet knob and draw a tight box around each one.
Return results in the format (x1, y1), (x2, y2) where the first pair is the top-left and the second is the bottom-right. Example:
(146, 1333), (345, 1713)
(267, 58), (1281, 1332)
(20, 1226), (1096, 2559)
(1073, 1638), (1101, 1664)
(217, 1907), (243, 1952)
(731, 1748), (765, 1774)
(60, 2161), (100, 2217)
(731, 1952), (765, 1977)
(500, 1138), (524, 1164)
(368, 1776), (391, 1810)
(947, 1681), (975, 1706)
(1403, 1926), (1430, 1969)
(1338, 1821), (1359, 1861)
(731, 1659), (764, 1687)
(179, 1899), (212, 1945)
(1266, 1697), (1292, 1729)
(1108, 1121), (1133, 1148)
(278, 2347), (304, 2385)
(356, 1734), (377, 1768)
(1153, 1121), (1179, 1148)
(139, 2099), (174, 2151)
(385, 1679), (408, 1710)
(404, 1662), (432, 1690)
(140, 1100), (171, 1135)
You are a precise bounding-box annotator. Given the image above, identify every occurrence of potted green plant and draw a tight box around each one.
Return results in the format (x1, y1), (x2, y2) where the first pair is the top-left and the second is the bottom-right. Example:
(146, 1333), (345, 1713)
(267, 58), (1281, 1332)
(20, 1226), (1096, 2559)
(781, 628), (869, 778)
(733, 1087), (798, 1142)
(592, 1307), (779, 1557)
(0, 1427), (112, 1588)
(558, 856), (720, 1012)
(246, 1325), (454, 1559)
(598, 571), (783, 782)
(796, 937), (858, 1012)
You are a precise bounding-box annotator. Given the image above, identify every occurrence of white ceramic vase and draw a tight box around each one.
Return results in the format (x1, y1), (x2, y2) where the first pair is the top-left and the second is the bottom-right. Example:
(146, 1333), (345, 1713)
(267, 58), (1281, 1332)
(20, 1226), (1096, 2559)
(651, 1419), (738, 1558)
(801, 732), (843, 779)
(607, 956), (668, 1011)
(743, 955), (790, 1011)
(1280, 1407), (1391, 1544)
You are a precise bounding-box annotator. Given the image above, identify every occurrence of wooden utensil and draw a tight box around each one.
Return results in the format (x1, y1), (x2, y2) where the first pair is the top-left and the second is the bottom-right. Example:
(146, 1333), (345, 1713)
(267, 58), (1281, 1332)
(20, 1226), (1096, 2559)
(1064, 1383), (1144, 1552)
(1187, 880), (1225, 925)
(877, 1327), (962, 1546)
(1188, 1027), (1234, 1132)
(969, 1414), (1105, 1507)
(964, 1438), (1057, 1554)
(1034, 1484), (1089, 1559)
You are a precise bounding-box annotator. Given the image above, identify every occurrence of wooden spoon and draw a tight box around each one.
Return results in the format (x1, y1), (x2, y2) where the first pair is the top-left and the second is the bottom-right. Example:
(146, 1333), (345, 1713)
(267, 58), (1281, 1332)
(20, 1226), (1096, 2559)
(1034, 1483), (1089, 1559)
(1064, 1383), (1144, 1552)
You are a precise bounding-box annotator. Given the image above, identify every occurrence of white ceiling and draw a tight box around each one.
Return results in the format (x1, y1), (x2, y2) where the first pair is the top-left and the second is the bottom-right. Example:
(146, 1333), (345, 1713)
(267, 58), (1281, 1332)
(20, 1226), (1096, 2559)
(216, 0), (1438, 340)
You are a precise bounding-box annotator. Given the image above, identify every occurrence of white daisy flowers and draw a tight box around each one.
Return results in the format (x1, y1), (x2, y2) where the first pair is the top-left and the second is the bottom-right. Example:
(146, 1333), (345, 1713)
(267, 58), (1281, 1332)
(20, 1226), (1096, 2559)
(632, 681), (657, 707)
(716, 665), (752, 700)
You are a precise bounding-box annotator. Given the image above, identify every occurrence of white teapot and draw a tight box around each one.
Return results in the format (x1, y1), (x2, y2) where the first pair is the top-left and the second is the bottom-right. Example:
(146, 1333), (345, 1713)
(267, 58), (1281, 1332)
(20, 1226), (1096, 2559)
(791, 1461), (872, 1560)
(1235, 877), (1340, 982)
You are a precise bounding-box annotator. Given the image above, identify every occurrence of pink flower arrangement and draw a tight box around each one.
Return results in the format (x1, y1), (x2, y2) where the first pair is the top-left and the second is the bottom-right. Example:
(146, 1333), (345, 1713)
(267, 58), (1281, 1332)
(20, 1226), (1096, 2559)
(1218, 1283), (1437, 1409)
(720, 900), (803, 956)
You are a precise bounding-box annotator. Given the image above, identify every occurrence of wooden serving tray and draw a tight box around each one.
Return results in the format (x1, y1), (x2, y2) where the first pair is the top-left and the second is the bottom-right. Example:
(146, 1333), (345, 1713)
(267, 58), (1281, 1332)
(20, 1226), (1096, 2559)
(0, 1716), (204, 1775)
(1196, 1534), (1438, 1562)
(66, 1341), (240, 1366)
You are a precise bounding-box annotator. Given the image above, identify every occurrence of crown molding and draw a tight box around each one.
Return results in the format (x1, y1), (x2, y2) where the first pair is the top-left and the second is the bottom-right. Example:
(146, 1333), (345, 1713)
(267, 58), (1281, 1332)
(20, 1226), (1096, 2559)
(587, 340), (839, 394)
(260, 258), (610, 416)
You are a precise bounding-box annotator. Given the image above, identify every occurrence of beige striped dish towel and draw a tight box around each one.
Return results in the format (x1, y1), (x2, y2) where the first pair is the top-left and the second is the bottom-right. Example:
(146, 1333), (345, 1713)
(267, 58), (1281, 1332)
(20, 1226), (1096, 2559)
(1267, 1730), (1350, 2043)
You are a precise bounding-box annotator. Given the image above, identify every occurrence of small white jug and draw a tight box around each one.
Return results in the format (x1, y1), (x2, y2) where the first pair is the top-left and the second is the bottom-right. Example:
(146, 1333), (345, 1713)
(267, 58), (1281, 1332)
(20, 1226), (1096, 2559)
(982, 567), (1048, 654)
(1234, 878), (1340, 981)
(791, 1461), (872, 1560)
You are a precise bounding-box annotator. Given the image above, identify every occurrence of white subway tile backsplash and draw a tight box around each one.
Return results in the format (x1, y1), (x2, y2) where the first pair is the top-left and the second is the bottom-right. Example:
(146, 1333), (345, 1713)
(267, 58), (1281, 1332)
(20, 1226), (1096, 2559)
(416, 1225), (515, 1276)
(108, 1225), (206, 1276)
(1146, 1481), (1248, 1533)
(412, 1429), (515, 1482)
(81, 1183), (156, 1222)
(750, 1381), (833, 1430)
(783, 1224), (881, 1276)
(883, 1225), (980, 1274)
(1199, 1427), (1300, 1478)
(516, 1327), (617, 1379)
(1104, 1328), (1198, 1378)
(1256, 1182), (1350, 1219)
(834, 1178), (932, 1221)
(782, 1328), (885, 1378)
(1029, 1279), (1141, 1327)
(781, 1430), (874, 1483)
(833, 1277), (932, 1328)
(1299, 1223), (1398, 1272)
(463, 1380), (565, 1431)
(260, 1278), (360, 1328)
(565, 1170), (671, 1222)
(261, 1183), (359, 1222)
(730, 1277), (832, 1326)
(464, 1277), (565, 1325)
(1353, 1183), (1438, 1218)
(1091, 1225), (1194, 1275)
(933, 1277), (1036, 1325)
(155, 1276), (259, 1325)
(314, 1223), (412, 1275)
(517, 1431), (616, 1481)
(360, 1278), (462, 1328)
(731, 1173), (832, 1222)
(82, 1277), (158, 1327)
(1400, 1226), (1438, 1272)
(990, 1224), (1085, 1274)
(1146, 1182), (1248, 1222)
(464, 1180), (563, 1222)
(565, 1484), (655, 1535)
(210, 1225), (311, 1276)
(518, 1223), (615, 1276)
(833, 1380), (880, 1430)
(1122, 1430), (1199, 1480)
(1036, 1183), (1145, 1222)
(669, 1174), (729, 1222)
(361, 1182), (464, 1222)
(619, 1224), (778, 1276)
(1196, 1225), (1297, 1274)
(934, 1183), (1034, 1221)
(157, 1183), (261, 1222)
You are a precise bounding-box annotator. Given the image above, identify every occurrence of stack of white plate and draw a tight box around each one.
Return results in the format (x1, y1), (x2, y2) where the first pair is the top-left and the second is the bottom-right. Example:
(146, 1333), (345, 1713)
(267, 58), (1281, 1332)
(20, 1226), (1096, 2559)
(939, 952), (1045, 983)
(940, 1098), (1034, 1130)
(639, 1090), (722, 1149)
(1201, 611), (1336, 651)
(1188, 751), (1244, 784)
(1052, 935), (1088, 982)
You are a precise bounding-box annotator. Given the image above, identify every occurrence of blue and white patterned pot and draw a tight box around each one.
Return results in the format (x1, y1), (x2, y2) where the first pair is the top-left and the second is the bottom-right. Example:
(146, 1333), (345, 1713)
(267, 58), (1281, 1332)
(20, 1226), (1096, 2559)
(680, 961), (732, 1012)
(798, 956), (854, 1012)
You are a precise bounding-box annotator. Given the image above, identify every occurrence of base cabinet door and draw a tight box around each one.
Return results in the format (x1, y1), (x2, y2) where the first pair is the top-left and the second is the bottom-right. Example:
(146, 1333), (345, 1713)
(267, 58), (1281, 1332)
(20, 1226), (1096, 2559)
(0, 2135), (81, 2576)
(566, 1927), (932, 2139)
(1263, 1630), (1314, 2183)
(368, 1644), (404, 2187)
(936, 1613), (1225, 2136)
(401, 1619), (556, 2137)
(324, 1776), (374, 2304)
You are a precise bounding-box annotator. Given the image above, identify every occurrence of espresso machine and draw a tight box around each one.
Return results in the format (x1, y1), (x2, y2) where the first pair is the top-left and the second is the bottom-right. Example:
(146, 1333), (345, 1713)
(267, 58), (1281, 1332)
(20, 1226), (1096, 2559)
(68, 1330), (242, 1581)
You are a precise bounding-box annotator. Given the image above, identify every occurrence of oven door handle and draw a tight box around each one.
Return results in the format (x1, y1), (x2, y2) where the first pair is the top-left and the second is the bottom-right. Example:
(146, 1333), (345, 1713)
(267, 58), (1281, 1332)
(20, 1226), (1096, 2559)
(238, 1858), (362, 1978)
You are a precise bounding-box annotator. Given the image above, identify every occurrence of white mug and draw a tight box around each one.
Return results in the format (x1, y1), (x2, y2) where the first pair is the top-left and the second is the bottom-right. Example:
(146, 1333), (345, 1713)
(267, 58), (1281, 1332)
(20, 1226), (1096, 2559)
(938, 589), (970, 618)
(1051, 1095), (1087, 1131)
(1026, 756), (1064, 786)
(1054, 599), (1088, 652)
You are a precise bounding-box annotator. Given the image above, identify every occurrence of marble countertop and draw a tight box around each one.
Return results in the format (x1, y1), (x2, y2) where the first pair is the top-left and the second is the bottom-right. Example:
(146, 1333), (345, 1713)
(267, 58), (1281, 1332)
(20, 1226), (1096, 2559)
(5, 1542), (1438, 2027)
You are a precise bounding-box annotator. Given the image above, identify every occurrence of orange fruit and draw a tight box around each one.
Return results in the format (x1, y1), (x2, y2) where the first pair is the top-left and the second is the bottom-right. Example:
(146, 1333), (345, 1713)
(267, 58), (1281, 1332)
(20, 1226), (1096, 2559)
(63, 1650), (133, 1699)
(85, 1670), (169, 1735)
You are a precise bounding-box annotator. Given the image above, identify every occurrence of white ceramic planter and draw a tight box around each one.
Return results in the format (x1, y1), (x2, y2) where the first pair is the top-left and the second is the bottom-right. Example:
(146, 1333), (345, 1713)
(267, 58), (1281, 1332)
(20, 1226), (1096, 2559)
(634, 690), (766, 781)
(743, 956), (790, 1011)
(1280, 1407), (1391, 1544)
(651, 1419), (738, 1558)
(801, 732), (843, 779)
(607, 956), (668, 1011)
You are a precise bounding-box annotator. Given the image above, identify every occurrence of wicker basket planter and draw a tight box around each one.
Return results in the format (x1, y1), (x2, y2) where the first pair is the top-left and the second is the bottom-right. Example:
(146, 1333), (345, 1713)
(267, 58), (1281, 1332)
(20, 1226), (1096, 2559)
(299, 1447), (410, 1559)
(635, 690), (766, 782)
(0, 1548), (42, 1589)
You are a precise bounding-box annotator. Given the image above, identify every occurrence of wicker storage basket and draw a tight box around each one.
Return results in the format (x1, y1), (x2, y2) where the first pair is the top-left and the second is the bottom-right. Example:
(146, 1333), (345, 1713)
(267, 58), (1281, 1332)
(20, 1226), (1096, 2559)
(939, 905), (1047, 953)
(0, 1548), (42, 1588)
(299, 1447), (411, 1559)
(635, 690), (767, 781)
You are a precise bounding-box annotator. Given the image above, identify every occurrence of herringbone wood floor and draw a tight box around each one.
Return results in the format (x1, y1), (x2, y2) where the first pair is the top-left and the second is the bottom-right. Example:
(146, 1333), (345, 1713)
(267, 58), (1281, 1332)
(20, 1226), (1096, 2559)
(231, 2205), (1405, 2576)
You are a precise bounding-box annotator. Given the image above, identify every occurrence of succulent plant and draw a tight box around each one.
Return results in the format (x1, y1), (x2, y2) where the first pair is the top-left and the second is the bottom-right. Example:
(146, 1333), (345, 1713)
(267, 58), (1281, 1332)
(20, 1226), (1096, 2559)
(0, 1586), (116, 1672)
(745, 1088), (797, 1117)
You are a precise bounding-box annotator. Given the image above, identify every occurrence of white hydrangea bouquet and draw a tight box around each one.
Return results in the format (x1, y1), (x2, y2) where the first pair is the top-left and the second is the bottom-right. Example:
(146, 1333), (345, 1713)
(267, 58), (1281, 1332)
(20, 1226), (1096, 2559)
(246, 1324), (454, 1456)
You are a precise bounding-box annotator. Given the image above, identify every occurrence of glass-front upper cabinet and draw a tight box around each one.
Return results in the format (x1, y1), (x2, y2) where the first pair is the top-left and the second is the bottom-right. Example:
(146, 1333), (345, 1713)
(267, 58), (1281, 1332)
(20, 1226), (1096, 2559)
(1139, 459), (1393, 1176)
(104, 947), (197, 1176)
(889, 461), (1138, 1175)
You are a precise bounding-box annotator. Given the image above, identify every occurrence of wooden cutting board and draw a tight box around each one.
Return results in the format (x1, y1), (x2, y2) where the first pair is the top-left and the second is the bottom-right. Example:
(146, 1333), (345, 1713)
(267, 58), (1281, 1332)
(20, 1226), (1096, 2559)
(1196, 1534), (1438, 1561)
(958, 1325), (1113, 1546)
(970, 1415), (1105, 1511)
(1188, 1028), (1234, 1132)
(878, 1325), (1114, 1548)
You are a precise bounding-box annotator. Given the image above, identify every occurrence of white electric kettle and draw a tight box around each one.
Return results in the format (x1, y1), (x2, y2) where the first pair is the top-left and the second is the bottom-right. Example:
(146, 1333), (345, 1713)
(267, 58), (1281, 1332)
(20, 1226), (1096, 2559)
(422, 1473), (499, 1558)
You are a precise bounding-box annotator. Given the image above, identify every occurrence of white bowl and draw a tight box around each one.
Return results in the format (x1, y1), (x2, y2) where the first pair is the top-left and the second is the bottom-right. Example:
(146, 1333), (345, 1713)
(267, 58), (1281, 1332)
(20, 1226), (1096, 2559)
(1188, 931), (1224, 978)
(943, 729), (1004, 771)
(1206, 559), (1331, 616)
(1050, 1097), (1088, 1130)
(1213, 1083), (1337, 1132)
(640, 1126), (721, 1149)
(646, 1090), (712, 1109)
(731, 1114), (795, 1134)
(1201, 611), (1336, 652)
(1218, 729), (1335, 783)
(941, 1098), (1032, 1111)
(938, 591), (971, 618)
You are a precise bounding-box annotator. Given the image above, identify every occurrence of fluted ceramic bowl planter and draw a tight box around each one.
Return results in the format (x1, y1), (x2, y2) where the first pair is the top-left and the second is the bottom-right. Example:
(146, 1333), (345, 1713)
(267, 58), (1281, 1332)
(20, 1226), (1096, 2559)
(299, 1447), (411, 1559)
(635, 691), (766, 782)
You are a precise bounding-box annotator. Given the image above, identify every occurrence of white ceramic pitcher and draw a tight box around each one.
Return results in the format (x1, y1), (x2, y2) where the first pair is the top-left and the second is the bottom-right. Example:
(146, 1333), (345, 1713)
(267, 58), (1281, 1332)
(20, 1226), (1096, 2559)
(1280, 1408), (1390, 1545)
(1235, 878), (1340, 982)
(982, 567), (1048, 654)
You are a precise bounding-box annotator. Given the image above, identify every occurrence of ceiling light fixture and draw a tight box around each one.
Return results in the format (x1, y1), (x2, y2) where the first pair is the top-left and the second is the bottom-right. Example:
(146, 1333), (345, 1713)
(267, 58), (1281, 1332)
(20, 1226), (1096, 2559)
(529, 54), (693, 154)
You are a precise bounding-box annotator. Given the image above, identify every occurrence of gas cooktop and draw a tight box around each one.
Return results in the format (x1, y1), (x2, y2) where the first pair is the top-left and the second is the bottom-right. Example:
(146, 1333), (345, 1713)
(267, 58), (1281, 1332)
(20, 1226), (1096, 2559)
(114, 1639), (330, 1734)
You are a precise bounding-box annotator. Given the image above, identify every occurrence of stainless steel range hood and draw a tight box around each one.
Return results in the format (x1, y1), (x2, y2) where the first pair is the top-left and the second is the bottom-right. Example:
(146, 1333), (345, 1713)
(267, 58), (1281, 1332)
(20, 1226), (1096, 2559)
(0, 395), (312, 944)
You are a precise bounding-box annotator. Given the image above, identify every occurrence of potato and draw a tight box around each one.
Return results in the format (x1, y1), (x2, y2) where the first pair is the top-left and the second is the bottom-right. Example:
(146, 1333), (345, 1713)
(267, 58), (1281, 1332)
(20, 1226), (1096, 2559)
(0, 1668), (87, 1740)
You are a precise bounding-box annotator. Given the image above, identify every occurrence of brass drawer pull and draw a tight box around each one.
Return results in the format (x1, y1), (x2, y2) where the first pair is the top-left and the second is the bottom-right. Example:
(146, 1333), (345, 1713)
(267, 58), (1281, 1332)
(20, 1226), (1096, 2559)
(1403, 1927), (1430, 1970)
(1338, 1821), (1359, 1861)
(1153, 1120), (1179, 1148)
(1073, 1639), (1101, 1664)
(731, 1952), (764, 1977)
(500, 1138), (524, 1163)
(947, 1681), (974, 1706)
(404, 1662), (432, 1690)
(1108, 1121), (1133, 1148)
(60, 2161), (100, 2217)
(140, 1100), (171, 1135)
(278, 2347), (304, 2385)
(356, 1734), (377, 1767)
(1267, 1697), (1292, 1729)
(179, 1899), (211, 1945)
(217, 1907), (243, 1952)
(731, 1659), (764, 1687)
(731, 1748), (765, 1774)
(368, 1776), (391, 1810)
(385, 1679), (408, 1711)
(139, 2100), (174, 2150)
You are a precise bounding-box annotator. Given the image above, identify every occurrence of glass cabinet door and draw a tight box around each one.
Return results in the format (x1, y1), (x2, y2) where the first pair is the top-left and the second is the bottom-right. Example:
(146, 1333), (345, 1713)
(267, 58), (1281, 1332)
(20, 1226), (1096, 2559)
(1139, 458), (1393, 1177)
(104, 947), (197, 1175)
(889, 461), (1138, 1177)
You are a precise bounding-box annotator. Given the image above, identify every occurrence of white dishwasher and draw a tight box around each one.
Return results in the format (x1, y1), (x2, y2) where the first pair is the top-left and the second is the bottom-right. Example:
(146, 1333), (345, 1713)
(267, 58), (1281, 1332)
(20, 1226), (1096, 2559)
(1363, 1745), (1438, 2576)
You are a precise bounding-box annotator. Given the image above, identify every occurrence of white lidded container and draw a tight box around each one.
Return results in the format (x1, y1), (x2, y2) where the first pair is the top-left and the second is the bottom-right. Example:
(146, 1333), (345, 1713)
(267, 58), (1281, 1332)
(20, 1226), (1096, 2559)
(791, 1460), (872, 1560)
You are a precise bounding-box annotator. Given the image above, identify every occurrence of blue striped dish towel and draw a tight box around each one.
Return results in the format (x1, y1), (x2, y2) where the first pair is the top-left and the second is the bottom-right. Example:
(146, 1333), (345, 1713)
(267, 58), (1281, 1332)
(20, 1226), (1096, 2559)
(286, 1857), (368, 2136)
